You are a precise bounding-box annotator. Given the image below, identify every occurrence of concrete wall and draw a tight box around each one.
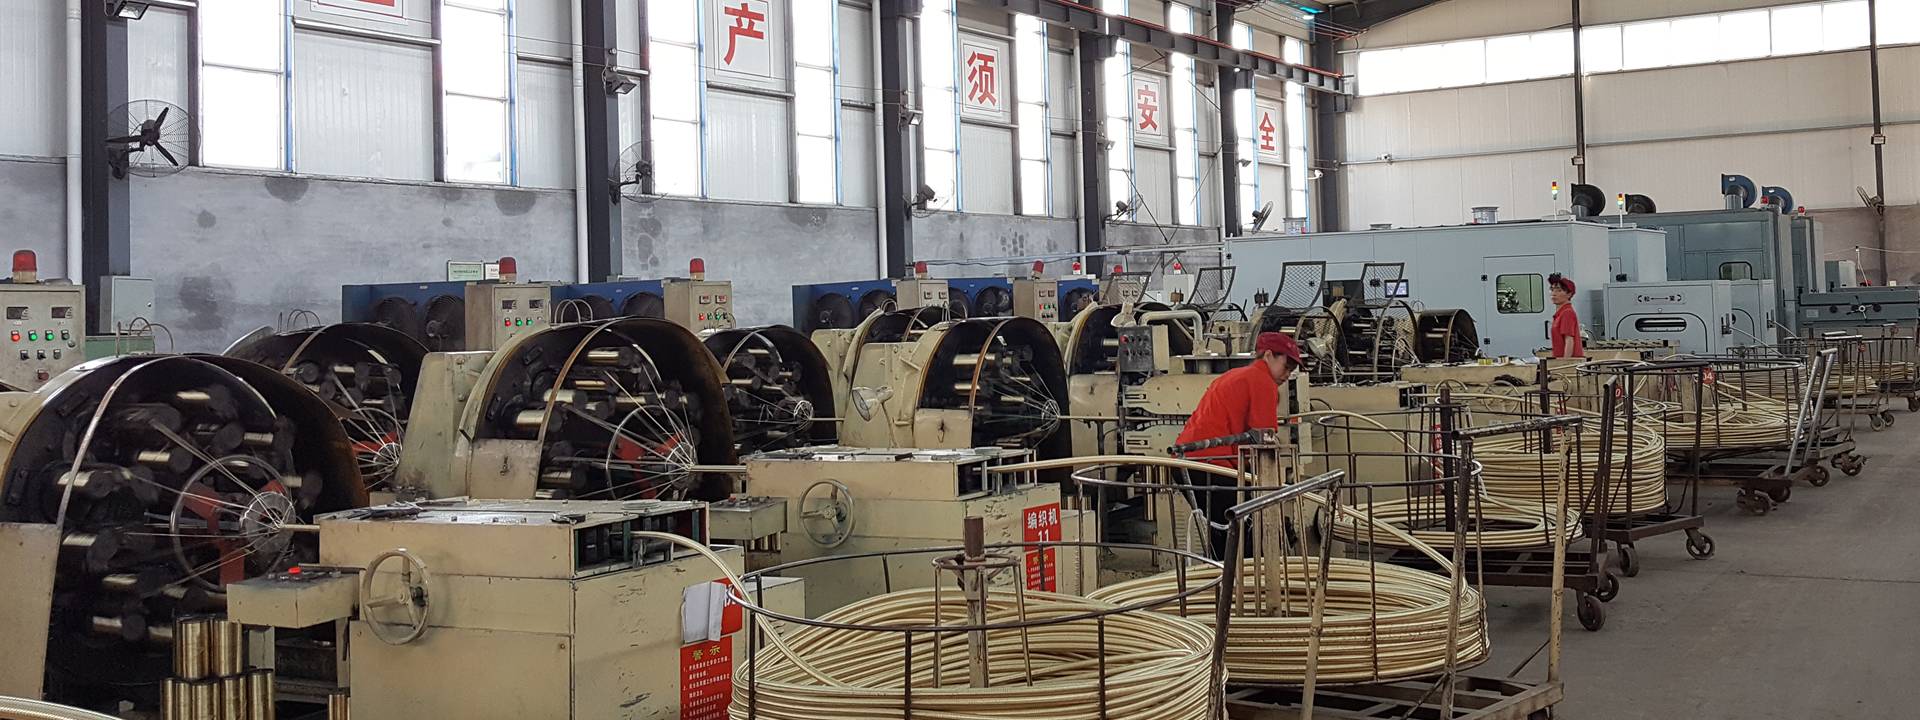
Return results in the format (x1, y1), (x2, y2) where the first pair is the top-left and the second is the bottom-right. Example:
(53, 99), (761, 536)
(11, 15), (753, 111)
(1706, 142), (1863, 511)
(0, 157), (72, 280)
(621, 198), (880, 327)
(128, 168), (578, 352)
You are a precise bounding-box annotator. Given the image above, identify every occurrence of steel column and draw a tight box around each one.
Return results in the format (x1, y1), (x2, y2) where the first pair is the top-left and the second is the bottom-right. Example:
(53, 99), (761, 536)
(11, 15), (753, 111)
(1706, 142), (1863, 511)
(1868, 0), (1889, 284)
(1216, 4), (1242, 237)
(581, 0), (622, 281)
(1571, 0), (1587, 184)
(1310, 32), (1342, 232)
(1078, 31), (1111, 255)
(81, 4), (130, 326)
(879, 0), (916, 279)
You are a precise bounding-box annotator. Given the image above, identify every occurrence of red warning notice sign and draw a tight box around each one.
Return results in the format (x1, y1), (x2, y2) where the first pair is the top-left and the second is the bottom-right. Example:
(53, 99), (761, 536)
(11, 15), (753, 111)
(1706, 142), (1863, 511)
(1023, 503), (1060, 591)
(680, 640), (733, 720)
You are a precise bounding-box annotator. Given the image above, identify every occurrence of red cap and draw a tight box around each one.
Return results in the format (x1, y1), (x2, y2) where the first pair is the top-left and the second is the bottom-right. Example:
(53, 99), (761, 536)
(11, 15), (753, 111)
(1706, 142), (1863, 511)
(1549, 273), (1575, 294)
(1255, 332), (1303, 366)
(689, 257), (706, 280)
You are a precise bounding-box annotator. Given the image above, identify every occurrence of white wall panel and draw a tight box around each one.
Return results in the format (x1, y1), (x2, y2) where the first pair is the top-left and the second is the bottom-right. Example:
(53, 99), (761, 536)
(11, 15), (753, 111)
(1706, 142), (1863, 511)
(1257, 161), (1285, 211)
(839, 4), (875, 103)
(841, 106), (876, 206)
(291, 32), (434, 180)
(1047, 50), (1075, 124)
(1197, 153), (1219, 226)
(0, 0), (63, 157)
(1588, 128), (1872, 211)
(1340, 149), (1569, 230)
(617, 0), (640, 70)
(1586, 51), (1871, 144)
(705, 90), (791, 202)
(1353, 0), (1860, 48)
(1050, 134), (1077, 219)
(1133, 146), (1174, 225)
(515, 0), (573, 58)
(516, 61), (574, 188)
(1343, 78), (1573, 162)
(960, 123), (1015, 213)
(129, 7), (190, 111)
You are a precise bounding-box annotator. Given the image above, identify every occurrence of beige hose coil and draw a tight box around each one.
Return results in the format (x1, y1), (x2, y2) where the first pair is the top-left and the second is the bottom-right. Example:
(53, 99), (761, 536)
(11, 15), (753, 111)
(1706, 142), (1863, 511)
(1325, 493), (1582, 551)
(728, 588), (1216, 720)
(1434, 393), (1669, 515)
(1089, 558), (1487, 685)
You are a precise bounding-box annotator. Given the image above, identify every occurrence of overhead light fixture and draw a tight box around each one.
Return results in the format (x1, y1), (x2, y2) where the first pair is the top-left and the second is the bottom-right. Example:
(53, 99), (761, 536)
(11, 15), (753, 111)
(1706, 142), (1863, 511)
(602, 67), (638, 95)
(107, 0), (149, 20)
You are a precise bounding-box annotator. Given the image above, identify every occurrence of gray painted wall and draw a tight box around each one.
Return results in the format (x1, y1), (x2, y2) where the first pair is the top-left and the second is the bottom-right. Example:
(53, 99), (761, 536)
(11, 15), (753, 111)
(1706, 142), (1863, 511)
(0, 157), (71, 280)
(129, 168), (577, 352)
(621, 198), (880, 328)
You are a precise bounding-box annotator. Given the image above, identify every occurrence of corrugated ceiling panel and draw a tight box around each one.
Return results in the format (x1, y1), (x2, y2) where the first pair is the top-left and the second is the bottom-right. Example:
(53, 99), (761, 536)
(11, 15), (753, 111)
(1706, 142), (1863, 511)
(516, 60), (574, 188)
(705, 89), (791, 202)
(128, 7), (190, 111)
(960, 123), (1015, 214)
(515, 0), (572, 59)
(839, 3), (875, 104)
(0, 0), (63, 157)
(1132, 146), (1174, 225)
(1050, 134), (1077, 219)
(840, 105), (877, 206)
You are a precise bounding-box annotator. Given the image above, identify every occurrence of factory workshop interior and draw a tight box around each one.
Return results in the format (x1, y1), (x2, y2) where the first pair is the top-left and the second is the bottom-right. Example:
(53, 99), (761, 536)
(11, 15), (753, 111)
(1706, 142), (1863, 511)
(7, 0), (1920, 718)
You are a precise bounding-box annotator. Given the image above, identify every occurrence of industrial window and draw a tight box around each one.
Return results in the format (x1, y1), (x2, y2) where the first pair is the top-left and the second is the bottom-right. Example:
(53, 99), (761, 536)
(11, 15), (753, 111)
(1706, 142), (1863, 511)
(1720, 262), (1754, 281)
(919, 0), (959, 210)
(1014, 14), (1050, 216)
(198, 0), (285, 170)
(1232, 23), (1258, 229)
(443, 0), (510, 183)
(1167, 4), (1199, 225)
(793, 0), (839, 204)
(649, 0), (703, 196)
(1103, 0), (1133, 221)
(1495, 274), (1544, 314)
(1283, 37), (1309, 226)
(1356, 0), (1894, 97)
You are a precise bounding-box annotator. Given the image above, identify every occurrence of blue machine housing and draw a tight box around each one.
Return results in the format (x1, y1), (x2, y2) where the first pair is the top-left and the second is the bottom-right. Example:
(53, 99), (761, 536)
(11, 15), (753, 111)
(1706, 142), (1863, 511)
(343, 278), (674, 351)
(792, 276), (1100, 331)
(550, 279), (668, 321)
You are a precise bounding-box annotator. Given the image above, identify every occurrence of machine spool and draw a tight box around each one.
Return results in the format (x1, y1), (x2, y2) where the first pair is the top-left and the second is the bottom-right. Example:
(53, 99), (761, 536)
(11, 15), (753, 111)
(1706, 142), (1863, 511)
(225, 322), (427, 492)
(209, 620), (245, 676)
(0, 355), (366, 710)
(703, 326), (838, 455)
(244, 670), (274, 720)
(217, 676), (248, 719)
(1060, 302), (1194, 375)
(187, 680), (217, 720)
(1412, 309), (1481, 363)
(458, 317), (736, 501)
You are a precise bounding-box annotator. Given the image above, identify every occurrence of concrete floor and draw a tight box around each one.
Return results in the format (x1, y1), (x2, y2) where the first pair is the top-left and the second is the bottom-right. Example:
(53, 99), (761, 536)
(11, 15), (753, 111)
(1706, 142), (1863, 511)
(1479, 422), (1920, 719)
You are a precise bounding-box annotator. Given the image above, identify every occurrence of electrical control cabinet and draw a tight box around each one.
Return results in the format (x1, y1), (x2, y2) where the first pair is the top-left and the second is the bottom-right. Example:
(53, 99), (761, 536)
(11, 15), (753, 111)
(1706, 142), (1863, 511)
(1603, 280), (1737, 355)
(95, 276), (155, 333)
(1012, 278), (1060, 321)
(663, 279), (736, 332)
(462, 282), (553, 351)
(1, 283), (86, 390)
(893, 279), (950, 312)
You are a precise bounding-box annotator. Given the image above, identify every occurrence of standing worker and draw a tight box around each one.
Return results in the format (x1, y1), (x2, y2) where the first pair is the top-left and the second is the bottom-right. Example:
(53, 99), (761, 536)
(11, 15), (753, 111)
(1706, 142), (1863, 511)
(1549, 273), (1585, 358)
(1172, 332), (1303, 557)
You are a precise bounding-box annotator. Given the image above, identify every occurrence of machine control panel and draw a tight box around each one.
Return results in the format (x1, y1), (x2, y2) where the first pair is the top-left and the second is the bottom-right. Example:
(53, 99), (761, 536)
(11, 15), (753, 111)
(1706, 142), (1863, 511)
(1115, 325), (1158, 374)
(1, 284), (86, 390)
(664, 279), (736, 332)
(895, 279), (950, 312)
(1013, 279), (1060, 321)
(464, 282), (553, 350)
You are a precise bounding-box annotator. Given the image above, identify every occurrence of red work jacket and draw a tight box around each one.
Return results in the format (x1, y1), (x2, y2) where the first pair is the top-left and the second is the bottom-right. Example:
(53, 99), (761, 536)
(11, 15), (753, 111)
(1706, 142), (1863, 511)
(1174, 362), (1280, 463)
(1551, 303), (1585, 358)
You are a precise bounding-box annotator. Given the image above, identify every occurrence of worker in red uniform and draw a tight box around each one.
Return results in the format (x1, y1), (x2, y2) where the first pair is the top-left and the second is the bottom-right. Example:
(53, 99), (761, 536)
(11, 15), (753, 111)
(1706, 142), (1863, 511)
(1174, 332), (1303, 558)
(1548, 273), (1584, 358)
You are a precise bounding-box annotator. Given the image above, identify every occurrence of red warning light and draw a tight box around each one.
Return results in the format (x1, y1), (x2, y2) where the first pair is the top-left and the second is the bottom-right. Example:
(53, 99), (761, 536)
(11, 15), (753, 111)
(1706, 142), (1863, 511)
(689, 257), (707, 280)
(11, 250), (35, 273)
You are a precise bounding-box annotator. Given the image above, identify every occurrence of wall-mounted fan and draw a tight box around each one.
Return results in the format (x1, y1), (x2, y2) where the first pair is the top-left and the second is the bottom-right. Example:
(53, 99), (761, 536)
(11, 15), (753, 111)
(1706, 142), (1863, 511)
(623, 291), (665, 318)
(616, 142), (649, 199)
(972, 285), (1012, 317)
(811, 293), (857, 330)
(106, 99), (192, 179)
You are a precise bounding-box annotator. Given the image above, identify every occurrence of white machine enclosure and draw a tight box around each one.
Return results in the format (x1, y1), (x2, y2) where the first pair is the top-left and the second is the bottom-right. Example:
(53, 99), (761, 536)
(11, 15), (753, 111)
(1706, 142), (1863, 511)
(1606, 228), (1668, 283)
(1603, 280), (1737, 355)
(1727, 279), (1779, 345)
(1226, 221), (1614, 359)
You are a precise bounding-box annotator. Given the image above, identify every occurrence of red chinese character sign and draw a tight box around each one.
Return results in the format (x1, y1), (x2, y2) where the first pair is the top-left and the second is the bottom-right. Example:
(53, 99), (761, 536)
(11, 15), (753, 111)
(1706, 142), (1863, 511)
(312, 0), (405, 22)
(1131, 76), (1167, 143)
(959, 36), (1009, 120)
(680, 641), (733, 720)
(1255, 100), (1283, 159)
(1023, 503), (1061, 591)
(713, 0), (775, 78)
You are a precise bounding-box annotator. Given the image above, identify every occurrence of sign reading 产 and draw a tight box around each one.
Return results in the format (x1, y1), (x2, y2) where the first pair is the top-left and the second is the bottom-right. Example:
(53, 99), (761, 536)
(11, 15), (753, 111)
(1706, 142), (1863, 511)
(717, 0), (772, 76)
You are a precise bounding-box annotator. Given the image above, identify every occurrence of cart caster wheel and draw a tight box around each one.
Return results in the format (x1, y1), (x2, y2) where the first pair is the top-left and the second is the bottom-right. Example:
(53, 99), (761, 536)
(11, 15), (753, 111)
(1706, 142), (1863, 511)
(1577, 593), (1606, 631)
(1616, 544), (1640, 578)
(1595, 570), (1621, 603)
(1738, 490), (1772, 516)
(1907, 395), (1918, 412)
(1831, 454), (1846, 469)
(1686, 531), (1716, 559)
(1767, 485), (1792, 503)
(1871, 413), (1888, 431)
(1807, 465), (1831, 487)
(1883, 411), (1897, 427)
(1840, 457), (1864, 477)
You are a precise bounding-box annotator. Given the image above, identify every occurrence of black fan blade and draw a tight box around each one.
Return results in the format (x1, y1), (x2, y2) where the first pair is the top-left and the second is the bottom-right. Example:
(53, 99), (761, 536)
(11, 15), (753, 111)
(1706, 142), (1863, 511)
(154, 106), (169, 128)
(155, 143), (180, 166)
(105, 134), (143, 145)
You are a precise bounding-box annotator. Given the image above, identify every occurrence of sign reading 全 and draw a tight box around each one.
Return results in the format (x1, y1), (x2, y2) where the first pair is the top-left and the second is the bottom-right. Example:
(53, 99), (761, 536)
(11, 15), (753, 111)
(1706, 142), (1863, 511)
(1256, 101), (1282, 158)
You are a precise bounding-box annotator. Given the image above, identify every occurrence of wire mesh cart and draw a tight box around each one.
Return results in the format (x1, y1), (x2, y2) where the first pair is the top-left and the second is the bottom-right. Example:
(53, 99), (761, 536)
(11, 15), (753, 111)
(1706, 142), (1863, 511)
(1316, 394), (1621, 632)
(1562, 360), (1717, 558)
